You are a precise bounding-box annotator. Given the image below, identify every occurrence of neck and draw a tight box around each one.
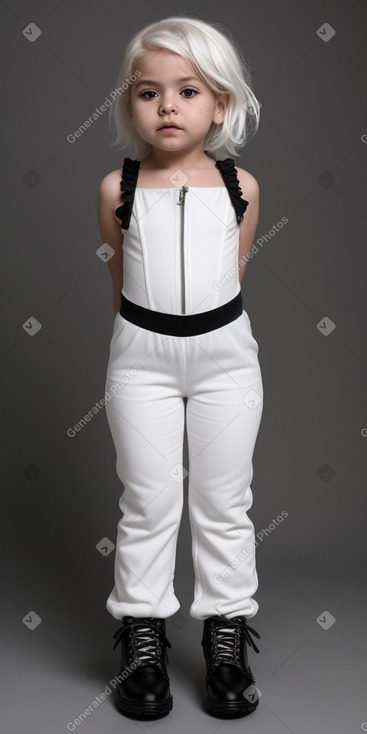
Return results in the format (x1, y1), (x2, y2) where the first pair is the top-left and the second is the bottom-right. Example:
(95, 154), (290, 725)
(142, 146), (213, 172)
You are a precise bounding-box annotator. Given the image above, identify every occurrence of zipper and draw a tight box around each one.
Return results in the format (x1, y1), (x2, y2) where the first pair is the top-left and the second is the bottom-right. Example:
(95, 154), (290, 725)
(177, 186), (189, 313)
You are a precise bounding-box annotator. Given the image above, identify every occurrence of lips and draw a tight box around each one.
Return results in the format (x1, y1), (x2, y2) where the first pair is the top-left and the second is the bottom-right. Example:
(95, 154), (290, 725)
(159, 123), (181, 130)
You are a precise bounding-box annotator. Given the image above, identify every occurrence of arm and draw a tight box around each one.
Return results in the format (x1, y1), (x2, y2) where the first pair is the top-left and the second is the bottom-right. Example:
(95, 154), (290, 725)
(236, 171), (260, 286)
(97, 172), (124, 315)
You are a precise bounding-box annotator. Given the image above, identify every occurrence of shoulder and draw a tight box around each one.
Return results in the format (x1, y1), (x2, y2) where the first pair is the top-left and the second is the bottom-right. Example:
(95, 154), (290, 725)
(98, 168), (124, 223)
(233, 165), (259, 201)
(98, 168), (122, 197)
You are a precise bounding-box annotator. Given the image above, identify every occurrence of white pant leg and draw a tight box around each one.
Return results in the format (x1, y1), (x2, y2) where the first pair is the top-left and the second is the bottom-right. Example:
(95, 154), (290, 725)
(185, 311), (264, 620)
(104, 314), (186, 619)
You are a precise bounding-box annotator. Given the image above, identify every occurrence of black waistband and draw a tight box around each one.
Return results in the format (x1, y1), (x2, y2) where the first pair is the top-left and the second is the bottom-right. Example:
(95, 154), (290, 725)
(119, 291), (243, 336)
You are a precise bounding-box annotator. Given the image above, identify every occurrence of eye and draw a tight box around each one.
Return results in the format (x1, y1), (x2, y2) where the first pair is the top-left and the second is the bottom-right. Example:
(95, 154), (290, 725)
(140, 91), (157, 99)
(139, 88), (198, 99)
(181, 88), (197, 97)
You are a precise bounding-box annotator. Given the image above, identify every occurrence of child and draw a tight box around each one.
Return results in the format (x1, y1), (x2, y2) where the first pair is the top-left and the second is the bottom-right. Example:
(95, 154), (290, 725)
(98, 15), (263, 721)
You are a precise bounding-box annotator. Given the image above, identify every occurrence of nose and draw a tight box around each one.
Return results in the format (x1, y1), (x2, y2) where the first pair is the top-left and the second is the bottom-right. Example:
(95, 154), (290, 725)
(159, 94), (177, 114)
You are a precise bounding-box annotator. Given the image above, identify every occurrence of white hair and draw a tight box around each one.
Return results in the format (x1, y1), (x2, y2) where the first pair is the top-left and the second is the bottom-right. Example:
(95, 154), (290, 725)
(108, 14), (260, 160)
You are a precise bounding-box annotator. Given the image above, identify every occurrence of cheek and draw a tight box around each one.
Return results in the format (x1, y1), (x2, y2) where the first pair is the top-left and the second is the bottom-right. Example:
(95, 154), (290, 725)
(131, 98), (146, 114)
(134, 107), (150, 123)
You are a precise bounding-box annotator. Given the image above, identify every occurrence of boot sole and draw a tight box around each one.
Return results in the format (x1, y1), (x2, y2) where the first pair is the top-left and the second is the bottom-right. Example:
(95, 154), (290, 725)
(115, 689), (173, 719)
(206, 694), (259, 718)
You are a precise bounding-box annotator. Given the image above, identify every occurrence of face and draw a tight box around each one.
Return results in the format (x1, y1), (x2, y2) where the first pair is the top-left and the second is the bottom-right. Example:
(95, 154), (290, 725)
(128, 48), (228, 155)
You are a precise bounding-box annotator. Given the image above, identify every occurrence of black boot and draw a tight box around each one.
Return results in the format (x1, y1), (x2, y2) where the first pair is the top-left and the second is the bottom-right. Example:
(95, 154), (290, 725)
(112, 616), (173, 719)
(201, 615), (261, 718)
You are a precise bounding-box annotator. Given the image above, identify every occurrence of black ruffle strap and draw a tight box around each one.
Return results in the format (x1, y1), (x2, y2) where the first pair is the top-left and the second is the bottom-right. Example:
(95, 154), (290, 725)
(115, 156), (248, 228)
(114, 157), (141, 230)
(215, 158), (249, 224)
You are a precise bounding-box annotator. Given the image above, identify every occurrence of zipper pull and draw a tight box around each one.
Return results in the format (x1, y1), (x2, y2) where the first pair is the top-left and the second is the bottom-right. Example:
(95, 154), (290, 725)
(177, 185), (189, 204)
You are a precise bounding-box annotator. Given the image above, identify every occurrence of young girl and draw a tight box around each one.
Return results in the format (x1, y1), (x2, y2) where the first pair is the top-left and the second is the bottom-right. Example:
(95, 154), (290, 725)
(98, 15), (263, 721)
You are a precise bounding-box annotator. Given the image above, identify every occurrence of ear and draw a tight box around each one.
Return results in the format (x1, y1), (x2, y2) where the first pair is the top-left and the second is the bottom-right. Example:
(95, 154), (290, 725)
(213, 92), (230, 125)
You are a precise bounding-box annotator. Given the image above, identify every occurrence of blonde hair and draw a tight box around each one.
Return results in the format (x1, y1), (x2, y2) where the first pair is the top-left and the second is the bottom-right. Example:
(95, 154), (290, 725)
(109, 14), (260, 161)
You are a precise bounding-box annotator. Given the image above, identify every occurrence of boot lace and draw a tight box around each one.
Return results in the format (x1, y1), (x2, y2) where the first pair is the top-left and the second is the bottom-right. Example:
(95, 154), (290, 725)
(206, 617), (261, 677)
(112, 617), (172, 670)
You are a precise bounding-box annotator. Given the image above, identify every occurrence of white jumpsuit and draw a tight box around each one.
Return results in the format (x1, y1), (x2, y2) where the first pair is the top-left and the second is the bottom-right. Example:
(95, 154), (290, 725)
(104, 157), (264, 621)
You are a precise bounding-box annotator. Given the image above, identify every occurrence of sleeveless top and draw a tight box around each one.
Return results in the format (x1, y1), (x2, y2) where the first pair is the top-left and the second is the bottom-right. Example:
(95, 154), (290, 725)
(114, 157), (248, 316)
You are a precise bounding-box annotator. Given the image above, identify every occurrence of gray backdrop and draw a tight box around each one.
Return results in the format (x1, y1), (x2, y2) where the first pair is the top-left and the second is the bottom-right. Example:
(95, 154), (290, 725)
(1, 1), (366, 733)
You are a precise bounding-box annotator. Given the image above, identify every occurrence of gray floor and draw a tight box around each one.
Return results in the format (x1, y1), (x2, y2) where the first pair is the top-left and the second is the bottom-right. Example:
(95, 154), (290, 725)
(1, 486), (366, 734)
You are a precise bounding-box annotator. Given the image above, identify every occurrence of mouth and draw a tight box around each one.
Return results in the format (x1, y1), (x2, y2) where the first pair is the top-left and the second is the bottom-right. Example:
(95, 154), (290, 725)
(158, 124), (181, 130)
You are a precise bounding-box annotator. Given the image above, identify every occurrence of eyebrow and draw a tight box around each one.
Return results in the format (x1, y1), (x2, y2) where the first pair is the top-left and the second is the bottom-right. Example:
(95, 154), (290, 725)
(134, 76), (200, 90)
